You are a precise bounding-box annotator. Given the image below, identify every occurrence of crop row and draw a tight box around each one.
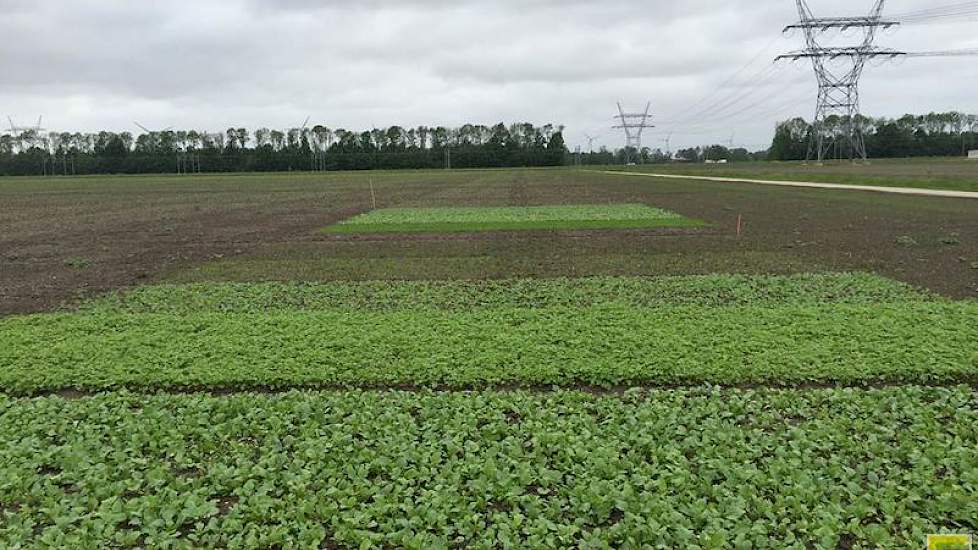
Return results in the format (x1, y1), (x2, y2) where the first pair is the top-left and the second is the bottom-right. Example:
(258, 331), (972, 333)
(1, 387), (975, 548)
(82, 273), (930, 314)
(324, 204), (702, 233)
(2, 302), (975, 393)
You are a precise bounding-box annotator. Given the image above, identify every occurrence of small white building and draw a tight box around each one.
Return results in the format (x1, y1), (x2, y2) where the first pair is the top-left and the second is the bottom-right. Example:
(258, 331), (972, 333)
(969, 150), (978, 159)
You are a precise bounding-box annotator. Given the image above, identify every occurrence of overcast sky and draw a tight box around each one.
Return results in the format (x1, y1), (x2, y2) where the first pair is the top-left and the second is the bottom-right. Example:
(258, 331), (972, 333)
(1, 0), (975, 151)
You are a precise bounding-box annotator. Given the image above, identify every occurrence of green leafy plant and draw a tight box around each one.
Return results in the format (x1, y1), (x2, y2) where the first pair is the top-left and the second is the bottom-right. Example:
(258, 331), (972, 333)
(1, 275), (973, 394)
(63, 257), (92, 270)
(940, 233), (961, 246)
(1, 386), (976, 548)
(0, 273), (975, 548)
(82, 272), (930, 315)
(323, 204), (704, 233)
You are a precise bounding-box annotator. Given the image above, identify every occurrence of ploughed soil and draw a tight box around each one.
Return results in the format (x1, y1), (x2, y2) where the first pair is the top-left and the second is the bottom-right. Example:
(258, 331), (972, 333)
(1, 167), (976, 316)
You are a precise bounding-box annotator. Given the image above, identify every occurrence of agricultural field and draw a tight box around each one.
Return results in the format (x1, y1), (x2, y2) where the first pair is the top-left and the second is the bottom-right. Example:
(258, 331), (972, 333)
(1, 163), (977, 547)
(2, 166), (977, 314)
(2, 274), (976, 394)
(3, 388), (977, 548)
(324, 204), (701, 233)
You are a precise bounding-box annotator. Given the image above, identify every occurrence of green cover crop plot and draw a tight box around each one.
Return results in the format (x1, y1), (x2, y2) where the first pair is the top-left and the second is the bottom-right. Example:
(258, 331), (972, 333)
(1, 274), (974, 394)
(2, 303), (975, 393)
(84, 272), (929, 314)
(1, 387), (976, 548)
(323, 204), (702, 233)
(3, 164), (977, 549)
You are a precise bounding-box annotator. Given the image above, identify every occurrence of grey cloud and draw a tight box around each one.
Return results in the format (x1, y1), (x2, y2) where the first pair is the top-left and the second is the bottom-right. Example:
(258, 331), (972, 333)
(0, 0), (973, 151)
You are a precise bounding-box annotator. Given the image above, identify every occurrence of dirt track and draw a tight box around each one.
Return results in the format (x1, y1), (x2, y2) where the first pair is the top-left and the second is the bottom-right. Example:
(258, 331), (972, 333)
(598, 170), (978, 199)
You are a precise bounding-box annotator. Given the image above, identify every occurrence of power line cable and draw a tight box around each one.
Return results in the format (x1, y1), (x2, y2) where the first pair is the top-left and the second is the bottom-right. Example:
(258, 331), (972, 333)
(661, 63), (787, 126)
(899, 15), (978, 25)
(661, 33), (786, 125)
(649, 89), (811, 155)
(890, 3), (978, 24)
(668, 86), (811, 135)
(659, 62), (783, 126)
(906, 48), (978, 57)
(889, 1), (978, 20)
(663, 62), (783, 125)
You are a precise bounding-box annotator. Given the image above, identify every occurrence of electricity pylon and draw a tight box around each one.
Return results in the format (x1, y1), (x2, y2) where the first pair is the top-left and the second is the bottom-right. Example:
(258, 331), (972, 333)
(778, 1), (904, 163)
(660, 131), (673, 158)
(613, 102), (654, 165)
(7, 116), (45, 133)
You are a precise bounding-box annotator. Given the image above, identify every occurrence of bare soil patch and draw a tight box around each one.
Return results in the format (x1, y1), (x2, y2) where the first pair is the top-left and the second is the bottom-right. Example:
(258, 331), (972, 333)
(2, 166), (975, 315)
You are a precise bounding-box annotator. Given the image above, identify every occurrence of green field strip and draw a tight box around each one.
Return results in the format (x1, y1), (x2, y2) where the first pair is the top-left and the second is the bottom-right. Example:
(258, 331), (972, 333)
(323, 204), (702, 234)
(165, 251), (815, 285)
(323, 217), (704, 234)
(84, 273), (930, 314)
(1, 387), (976, 548)
(2, 302), (975, 393)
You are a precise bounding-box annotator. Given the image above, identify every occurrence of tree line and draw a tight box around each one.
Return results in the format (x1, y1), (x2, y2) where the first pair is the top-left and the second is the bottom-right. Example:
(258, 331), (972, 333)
(577, 111), (978, 165)
(3, 111), (974, 175)
(571, 145), (767, 166)
(0, 123), (566, 176)
(769, 112), (978, 161)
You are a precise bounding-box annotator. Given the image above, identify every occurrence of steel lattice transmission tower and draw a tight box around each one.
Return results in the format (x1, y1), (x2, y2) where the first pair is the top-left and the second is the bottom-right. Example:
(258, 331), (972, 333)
(613, 102), (654, 165)
(778, 1), (904, 162)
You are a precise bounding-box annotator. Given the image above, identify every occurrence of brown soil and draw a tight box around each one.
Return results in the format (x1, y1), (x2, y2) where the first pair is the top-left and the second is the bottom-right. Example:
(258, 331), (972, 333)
(1, 167), (975, 315)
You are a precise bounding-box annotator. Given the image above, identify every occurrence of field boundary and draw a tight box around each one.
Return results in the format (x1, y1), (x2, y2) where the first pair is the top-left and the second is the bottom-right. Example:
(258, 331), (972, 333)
(594, 170), (978, 199)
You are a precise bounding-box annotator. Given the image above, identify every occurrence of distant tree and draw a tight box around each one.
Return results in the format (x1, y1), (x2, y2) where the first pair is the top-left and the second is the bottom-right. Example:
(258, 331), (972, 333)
(703, 145), (729, 161)
(769, 112), (978, 160)
(103, 135), (129, 158)
(254, 128), (270, 148)
(769, 118), (809, 161)
(676, 147), (700, 162)
(547, 130), (566, 164)
(225, 128), (239, 152)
